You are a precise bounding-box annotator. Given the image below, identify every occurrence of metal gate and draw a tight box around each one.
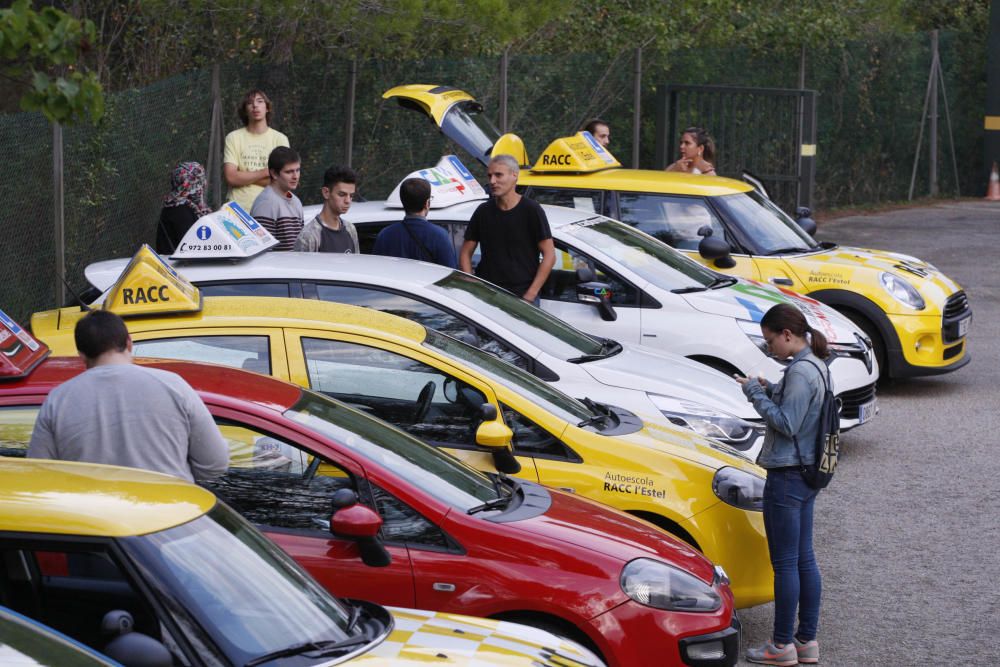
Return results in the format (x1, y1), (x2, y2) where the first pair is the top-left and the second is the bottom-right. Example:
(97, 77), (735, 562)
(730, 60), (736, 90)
(654, 84), (817, 213)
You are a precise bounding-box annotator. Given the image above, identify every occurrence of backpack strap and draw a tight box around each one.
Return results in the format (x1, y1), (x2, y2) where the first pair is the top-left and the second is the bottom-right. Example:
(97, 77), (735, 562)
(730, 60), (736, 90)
(401, 220), (435, 262)
(786, 356), (830, 467)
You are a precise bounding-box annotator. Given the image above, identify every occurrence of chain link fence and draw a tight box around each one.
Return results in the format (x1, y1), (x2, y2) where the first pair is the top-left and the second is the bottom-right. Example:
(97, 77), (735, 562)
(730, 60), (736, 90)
(1, 30), (985, 323)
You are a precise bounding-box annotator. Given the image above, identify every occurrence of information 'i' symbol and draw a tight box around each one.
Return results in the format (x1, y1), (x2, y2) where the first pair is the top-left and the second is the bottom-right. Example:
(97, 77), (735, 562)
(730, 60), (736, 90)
(197, 226), (212, 241)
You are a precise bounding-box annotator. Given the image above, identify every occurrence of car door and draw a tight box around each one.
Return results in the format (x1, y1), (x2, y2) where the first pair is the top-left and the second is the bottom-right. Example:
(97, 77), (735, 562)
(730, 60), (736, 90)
(202, 408), (417, 607)
(283, 330), (539, 481)
(615, 192), (761, 279)
(540, 241), (644, 344)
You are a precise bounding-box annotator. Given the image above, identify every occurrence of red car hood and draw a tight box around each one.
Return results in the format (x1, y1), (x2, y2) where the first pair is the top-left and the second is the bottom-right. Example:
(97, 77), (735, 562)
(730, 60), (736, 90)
(512, 487), (717, 584)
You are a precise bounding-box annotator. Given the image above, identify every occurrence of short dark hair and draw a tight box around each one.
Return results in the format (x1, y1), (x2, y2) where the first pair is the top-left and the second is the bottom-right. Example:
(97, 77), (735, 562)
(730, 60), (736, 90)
(237, 89), (272, 126)
(74, 310), (129, 360)
(584, 119), (609, 135)
(322, 165), (357, 189)
(268, 146), (300, 175)
(399, 178), (431, 214)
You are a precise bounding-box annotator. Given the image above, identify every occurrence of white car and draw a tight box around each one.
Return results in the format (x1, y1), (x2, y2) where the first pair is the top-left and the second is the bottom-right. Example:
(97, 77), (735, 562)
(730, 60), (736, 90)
(85, 252), (766, 456)
(302, 161), (878, 432)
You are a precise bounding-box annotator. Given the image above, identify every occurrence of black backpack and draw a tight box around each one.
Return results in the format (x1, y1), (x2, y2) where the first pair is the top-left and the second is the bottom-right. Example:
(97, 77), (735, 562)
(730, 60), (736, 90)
(790, 358), (841, 490)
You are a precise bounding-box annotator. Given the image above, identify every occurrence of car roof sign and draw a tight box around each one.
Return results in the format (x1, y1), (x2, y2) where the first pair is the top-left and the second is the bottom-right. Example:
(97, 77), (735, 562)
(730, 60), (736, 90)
(103, 244), (202, 317)
(0, 308), (49, 379)
(530, 131), (622, 173)
(386, 155), (487, 209)
(169, 201), (279, 260)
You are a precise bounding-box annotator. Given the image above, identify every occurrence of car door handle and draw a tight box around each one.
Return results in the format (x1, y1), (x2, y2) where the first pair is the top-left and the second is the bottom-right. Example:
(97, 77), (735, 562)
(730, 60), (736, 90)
(769, 277), (794, 286)
(433, 583), (456, 592)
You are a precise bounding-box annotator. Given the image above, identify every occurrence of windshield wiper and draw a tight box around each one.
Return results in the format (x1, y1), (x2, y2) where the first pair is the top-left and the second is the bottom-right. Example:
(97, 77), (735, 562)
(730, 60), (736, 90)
(468, 475), (515, 515)
(706, 275), (738, 289)
(764, 246), (813, 256)
(577, 397), (613, 430)
(670, 285), (709, 294)
(566, 338), (623, 363)
(245, 635), (371, 667)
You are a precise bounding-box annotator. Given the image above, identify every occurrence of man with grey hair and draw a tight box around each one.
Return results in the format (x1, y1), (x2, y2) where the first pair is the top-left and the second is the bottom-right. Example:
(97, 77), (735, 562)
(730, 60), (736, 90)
(459, 154), (555, 303)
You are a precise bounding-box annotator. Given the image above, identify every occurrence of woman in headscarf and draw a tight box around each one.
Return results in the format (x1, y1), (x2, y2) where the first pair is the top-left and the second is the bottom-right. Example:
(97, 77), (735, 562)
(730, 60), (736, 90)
(157, 162), (212, 254)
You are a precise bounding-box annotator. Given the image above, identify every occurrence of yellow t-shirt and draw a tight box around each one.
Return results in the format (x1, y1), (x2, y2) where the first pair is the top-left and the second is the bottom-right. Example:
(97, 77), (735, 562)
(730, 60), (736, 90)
(223, 127), (290, 211)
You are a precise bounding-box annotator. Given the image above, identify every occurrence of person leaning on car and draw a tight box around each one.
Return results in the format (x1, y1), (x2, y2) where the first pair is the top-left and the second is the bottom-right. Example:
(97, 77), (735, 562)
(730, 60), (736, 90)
(459, 154), (555, 304)
(373, 177), (456, 268)
(27, 310), (229, 483)
(294, 165), (360, 254)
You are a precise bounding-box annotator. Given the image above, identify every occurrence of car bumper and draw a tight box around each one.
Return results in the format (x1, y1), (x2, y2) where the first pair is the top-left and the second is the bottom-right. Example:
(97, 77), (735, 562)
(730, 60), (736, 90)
(887, 312), (971, 377)
(681, 502), (772, 608)
(587, 597), (739, 667)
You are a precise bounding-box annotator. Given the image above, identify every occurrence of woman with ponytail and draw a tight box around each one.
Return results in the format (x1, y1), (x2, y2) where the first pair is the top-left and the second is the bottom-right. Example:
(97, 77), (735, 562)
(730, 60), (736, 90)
(736, 303), (828, 666)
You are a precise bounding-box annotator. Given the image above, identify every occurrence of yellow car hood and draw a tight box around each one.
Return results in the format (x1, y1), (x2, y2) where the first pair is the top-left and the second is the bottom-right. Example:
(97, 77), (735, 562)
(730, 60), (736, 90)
(364, 607), (602, 665)
(786, 244), (962, 311)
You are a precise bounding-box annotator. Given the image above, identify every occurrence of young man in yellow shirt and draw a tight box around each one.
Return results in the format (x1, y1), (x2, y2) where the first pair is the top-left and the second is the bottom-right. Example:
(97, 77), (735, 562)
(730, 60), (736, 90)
(223, 89), (290, 211)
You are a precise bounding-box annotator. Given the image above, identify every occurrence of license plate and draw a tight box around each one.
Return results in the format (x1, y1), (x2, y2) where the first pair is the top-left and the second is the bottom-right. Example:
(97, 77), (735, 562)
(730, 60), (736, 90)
(858, 399), (878, 424)
(957, 316), (970, 338)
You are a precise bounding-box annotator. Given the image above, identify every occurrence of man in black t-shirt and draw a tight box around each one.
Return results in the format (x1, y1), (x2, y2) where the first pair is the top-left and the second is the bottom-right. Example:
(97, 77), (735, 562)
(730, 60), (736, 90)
(459, 155), (555, 303)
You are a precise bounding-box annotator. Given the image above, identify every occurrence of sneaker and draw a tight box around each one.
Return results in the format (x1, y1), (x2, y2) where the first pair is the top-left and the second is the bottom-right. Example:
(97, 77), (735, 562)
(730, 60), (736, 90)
(746, 640), (798, 666)
(794, 637), (820, 663)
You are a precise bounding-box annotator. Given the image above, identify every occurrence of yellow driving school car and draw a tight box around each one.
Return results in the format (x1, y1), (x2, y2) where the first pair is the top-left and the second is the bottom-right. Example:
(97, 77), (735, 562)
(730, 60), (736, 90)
(32, 246), (773, 607)
(383, 84), (973, 379)
(0, 459), (603, 666)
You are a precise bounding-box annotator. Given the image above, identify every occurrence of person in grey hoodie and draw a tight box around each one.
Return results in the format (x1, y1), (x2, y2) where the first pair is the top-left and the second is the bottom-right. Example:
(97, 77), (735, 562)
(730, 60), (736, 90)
(28, 310), (229, 483)
(294, 165), (359, 253)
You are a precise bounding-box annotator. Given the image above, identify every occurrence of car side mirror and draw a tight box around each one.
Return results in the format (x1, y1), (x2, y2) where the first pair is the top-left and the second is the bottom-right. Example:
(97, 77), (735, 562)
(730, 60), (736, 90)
(330, 488), (391, 567)
(796, 207), (818, 236)
(102, 610), (173, 667)
(697, 228), (737, 269)
(575, 273), (617, 322)
(475, 404), (520, 474)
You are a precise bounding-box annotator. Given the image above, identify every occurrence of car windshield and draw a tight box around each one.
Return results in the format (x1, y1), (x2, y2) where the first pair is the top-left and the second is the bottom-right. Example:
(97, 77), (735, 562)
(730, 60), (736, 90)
(121, 503), (366, 666)
(439, 100), (502, 163)
(429, 271), (604, 358)
(714, 190), (818, 254)
(563, 216), (720, 290)
(423, 329), (594, 424)
(285, 390), (499, 509)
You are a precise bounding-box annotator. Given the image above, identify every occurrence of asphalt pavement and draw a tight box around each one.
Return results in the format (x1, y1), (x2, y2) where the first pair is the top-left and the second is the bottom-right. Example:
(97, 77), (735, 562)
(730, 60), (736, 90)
(734, 200), (1000, 665)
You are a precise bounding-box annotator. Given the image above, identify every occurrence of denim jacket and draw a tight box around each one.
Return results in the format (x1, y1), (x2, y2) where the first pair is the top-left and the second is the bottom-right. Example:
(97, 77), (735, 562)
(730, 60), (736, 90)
(742, 348), (830, 469)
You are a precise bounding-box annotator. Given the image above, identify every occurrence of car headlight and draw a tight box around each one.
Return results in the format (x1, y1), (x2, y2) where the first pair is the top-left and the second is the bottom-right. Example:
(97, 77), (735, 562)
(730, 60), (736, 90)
(879, 272), (925, 310)
(712, 466), (764, 511)
(649, 395), (763, 447)
(620, 558), (722, 612)
(737, 318), (768, 355)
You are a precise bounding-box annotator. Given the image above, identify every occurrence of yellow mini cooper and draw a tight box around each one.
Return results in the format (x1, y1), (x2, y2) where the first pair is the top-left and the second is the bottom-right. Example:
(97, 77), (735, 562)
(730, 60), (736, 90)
(382, 84), (973, 379)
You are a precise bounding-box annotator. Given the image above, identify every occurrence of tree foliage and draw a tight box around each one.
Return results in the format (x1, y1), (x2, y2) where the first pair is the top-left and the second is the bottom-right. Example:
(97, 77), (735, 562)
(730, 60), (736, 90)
(0, 0), (103, 123)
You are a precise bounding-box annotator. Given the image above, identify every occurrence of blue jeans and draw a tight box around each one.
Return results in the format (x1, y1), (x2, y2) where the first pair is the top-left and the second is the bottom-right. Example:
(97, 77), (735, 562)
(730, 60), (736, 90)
(763, 468), (822, 644)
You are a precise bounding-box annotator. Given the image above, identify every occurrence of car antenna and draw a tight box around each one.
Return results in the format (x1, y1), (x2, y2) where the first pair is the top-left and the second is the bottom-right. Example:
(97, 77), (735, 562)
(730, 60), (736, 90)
(57, 272), (93, 312)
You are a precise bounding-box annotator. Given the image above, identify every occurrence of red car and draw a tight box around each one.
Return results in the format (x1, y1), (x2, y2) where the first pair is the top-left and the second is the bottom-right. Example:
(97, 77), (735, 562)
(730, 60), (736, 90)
(0, 350), (739, 667)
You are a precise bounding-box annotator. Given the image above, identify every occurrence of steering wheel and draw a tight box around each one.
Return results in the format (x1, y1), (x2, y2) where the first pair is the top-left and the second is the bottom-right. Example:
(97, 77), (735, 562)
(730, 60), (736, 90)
(413, 381), (436, 422)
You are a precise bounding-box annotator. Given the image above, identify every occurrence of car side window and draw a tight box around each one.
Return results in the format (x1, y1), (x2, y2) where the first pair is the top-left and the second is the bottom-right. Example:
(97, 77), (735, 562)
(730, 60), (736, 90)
(314, 284), (474, 342)
(199, 282), (291, 298)
(0, 406), (39, 458)
(312, 283), (531, 371)
(203, 420), (354, 535)
(618, 193), (726, 251)
(370, 483), (449, 549)
(355, 222), (389, 254)
(528, 187), (603, 215)
(132, 335), (271, 374)
(0, 542), (203, 665)
(543, 242), (639, 306)
(301, 338), (486, 446)
(501, 404), (579, 461)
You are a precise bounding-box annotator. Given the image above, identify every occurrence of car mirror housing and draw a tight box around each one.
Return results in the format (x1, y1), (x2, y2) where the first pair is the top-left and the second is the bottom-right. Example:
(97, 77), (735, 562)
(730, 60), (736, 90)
(329, 489), (391, 567)
(475, 419), (520, 474)
(575, 279), (617, 322)
(101, 610), (173, 667)
(796, 207), (818, 236)
(698, 234), (737, 269)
